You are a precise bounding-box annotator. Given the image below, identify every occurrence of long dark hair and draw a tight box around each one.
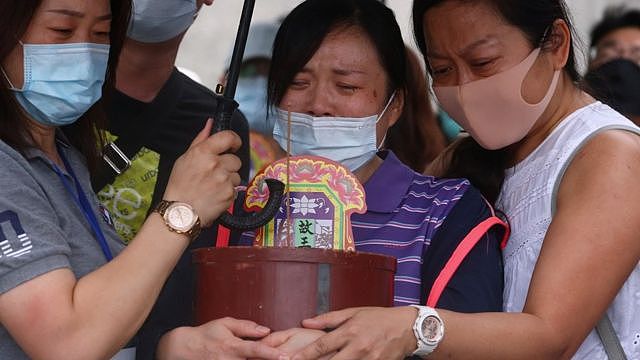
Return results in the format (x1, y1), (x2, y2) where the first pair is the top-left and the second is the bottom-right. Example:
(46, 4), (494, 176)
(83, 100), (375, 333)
(268, 0), (408, 133)
(386, 46), (446, 172)
(0, 0), (131, 172)
(412, 0), (582, 204)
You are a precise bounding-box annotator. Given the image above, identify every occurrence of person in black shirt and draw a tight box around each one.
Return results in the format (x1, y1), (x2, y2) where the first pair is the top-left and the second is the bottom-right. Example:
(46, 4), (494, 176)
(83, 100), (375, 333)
(585, 5), (640, 125)
(94, 1), (272, 359)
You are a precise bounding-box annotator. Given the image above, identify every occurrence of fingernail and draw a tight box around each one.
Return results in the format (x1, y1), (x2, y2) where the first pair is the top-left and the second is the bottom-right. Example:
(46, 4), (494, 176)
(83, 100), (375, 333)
(256, 325), (270, 333)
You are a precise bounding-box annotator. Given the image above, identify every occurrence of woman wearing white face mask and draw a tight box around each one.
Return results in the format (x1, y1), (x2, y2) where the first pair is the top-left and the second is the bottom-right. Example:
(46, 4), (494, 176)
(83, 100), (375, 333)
(238, 0), (508, 357)
(285, 0), (640, 359)
(0, 1), (285, 359)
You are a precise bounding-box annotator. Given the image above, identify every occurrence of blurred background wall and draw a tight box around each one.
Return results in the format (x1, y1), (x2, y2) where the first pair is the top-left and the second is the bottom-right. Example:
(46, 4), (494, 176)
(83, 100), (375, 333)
(176, 0), (640, 89)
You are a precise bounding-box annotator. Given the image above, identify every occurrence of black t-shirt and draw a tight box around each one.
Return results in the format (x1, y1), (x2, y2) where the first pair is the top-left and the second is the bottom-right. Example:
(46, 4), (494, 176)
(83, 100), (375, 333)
(97, 68), (250, 358)
(98, 68), (250, 242)
(103, 68), (250, 197)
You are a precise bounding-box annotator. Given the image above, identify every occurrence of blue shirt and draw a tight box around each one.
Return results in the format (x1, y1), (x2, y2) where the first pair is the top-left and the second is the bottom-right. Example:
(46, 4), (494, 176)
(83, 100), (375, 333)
(352, 151), (503, 311)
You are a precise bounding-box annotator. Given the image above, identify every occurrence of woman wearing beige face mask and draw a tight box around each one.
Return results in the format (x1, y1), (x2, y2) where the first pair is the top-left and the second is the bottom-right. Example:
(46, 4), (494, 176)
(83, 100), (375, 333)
(283, 1), (640, 359)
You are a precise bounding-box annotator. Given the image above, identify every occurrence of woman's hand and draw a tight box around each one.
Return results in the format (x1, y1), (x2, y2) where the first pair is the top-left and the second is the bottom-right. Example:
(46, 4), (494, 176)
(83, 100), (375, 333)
(156, 317), (287, 360)
(259, 328), (331, 359)
(163, 119), (242, 226)
(291, 307), (418, 360)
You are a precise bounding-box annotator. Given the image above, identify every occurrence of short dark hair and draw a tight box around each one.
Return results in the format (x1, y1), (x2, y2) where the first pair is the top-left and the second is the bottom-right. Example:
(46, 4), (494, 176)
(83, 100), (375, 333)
(0, 0), (131, 172)
(267, 0), (407, 109)
(590, 6), (640, 48)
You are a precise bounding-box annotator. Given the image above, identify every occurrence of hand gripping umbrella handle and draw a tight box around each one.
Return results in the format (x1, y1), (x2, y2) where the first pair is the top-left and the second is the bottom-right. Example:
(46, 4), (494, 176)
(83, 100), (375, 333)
(212, 0), (285, 231)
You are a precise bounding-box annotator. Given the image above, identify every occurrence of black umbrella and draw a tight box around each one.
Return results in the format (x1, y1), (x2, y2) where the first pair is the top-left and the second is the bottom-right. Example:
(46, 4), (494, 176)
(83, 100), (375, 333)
(211, 0), (285, 231)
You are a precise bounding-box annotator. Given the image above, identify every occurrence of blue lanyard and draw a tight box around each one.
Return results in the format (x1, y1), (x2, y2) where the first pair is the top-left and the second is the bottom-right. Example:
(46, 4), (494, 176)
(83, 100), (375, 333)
(52, 147), (114, 261)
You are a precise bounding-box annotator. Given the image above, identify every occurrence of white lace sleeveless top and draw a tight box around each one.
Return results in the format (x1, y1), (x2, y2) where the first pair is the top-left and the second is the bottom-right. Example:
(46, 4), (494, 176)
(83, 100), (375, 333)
(497, 102), (640, 359)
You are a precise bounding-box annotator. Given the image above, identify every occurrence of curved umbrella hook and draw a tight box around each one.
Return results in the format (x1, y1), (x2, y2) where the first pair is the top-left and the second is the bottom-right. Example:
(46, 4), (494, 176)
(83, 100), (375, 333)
(212, 0), (285, 231)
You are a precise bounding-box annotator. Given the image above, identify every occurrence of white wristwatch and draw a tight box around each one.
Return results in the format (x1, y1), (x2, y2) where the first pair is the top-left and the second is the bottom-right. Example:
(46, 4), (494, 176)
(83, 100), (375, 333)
(410, 305), (445, 357)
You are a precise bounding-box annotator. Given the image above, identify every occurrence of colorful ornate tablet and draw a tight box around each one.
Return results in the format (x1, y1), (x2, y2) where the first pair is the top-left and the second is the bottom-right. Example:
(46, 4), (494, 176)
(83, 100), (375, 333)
(245, 156), (366, 251)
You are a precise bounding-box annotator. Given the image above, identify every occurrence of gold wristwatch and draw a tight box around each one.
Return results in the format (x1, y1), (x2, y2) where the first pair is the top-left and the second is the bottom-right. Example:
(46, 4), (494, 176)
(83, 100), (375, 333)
(154, 200), (201, 242)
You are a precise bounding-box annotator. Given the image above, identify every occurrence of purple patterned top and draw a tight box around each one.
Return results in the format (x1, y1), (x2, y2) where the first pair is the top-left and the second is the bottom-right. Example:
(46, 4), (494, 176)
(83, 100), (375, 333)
(352, 151), (469, 305)
(240, 151), (474, 305)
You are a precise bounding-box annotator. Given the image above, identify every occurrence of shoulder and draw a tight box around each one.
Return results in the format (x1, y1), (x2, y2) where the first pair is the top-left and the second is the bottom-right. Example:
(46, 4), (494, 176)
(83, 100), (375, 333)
(578, 101), (636, 127)
(440, 185), (497, 230)
(552, 117), (640, 247)
(580, 127), (640, 161)
(409, 173), (496, 233)
(376, 151), (471, 210)
(429, 180), (505, 247)
(552, 102), (638, 147)
(176, 70), (217, 99)
(562, 102), (640, 184)
(421, 183), (504, 311)
(0, 142), (71, 295)
(560, 128), (640, 200)
(408, 171), (472, 206)
(0, 139), (26, 162)
(0, 140), (55, 209)
(175, 70), (249, 131)
(0, 140), (38, 185)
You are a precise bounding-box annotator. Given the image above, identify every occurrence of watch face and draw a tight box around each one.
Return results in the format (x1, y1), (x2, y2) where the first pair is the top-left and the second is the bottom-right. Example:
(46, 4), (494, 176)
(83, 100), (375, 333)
(165, 203), (197, 232)
(422, 316), (443, 343)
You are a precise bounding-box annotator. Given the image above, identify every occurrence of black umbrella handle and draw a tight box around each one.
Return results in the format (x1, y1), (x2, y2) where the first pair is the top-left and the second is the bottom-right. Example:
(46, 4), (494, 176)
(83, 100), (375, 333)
(218, 179), (285, 231)
(212, 0), (285, 231)
(212, 95), (238, 134)
(211, 97), (285, 231)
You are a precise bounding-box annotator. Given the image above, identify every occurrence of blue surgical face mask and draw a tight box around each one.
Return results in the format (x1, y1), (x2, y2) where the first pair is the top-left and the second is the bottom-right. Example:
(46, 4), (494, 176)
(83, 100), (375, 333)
(128, 0), (197, 43)
(2, 42), (109, 127)
(236, 76), (276, 135)
(273, 93), (396, 172)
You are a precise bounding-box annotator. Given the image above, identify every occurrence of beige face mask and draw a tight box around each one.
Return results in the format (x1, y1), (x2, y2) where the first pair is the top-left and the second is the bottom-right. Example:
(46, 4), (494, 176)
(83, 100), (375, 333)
(434, 48), (560, 150)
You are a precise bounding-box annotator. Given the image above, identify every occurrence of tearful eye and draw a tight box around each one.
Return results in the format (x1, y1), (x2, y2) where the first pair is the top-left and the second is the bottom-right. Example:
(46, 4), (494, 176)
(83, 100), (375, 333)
(337, 83), (358, 92)
(51, 28), (73, 35)
(471, 59), (496, 69)
(289, 80), (309, 89)
(432, 66), (452, 77)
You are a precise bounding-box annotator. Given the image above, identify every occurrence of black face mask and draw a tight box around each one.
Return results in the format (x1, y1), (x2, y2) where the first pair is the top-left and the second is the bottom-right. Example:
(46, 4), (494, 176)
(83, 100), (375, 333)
(585, 58), (640, 118)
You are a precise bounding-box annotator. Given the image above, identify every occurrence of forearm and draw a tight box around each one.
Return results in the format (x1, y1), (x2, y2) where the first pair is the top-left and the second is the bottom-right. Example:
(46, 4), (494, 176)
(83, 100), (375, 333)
(429, 311), (569, 360)
(61, 213), (189, 359)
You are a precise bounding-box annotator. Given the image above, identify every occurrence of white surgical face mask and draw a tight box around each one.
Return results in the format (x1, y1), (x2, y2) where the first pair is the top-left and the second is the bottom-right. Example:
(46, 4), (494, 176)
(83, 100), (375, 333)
(273, 92), (396, 172)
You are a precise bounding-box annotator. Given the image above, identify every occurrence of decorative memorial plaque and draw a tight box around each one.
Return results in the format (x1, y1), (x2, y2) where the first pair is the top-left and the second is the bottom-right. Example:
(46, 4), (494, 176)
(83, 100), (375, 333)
(245, 156), (366, 251)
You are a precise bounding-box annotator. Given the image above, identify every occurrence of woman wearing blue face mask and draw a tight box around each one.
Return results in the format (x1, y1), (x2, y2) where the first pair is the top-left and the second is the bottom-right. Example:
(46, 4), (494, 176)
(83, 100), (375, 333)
(0, 1), (285, 359)
(240, 0), (507, 356)
(233, 22), (280, 136)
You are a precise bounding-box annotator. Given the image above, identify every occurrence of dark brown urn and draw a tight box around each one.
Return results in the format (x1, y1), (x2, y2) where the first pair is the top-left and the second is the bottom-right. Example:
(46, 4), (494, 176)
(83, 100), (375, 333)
(193, 246), (396, 331)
